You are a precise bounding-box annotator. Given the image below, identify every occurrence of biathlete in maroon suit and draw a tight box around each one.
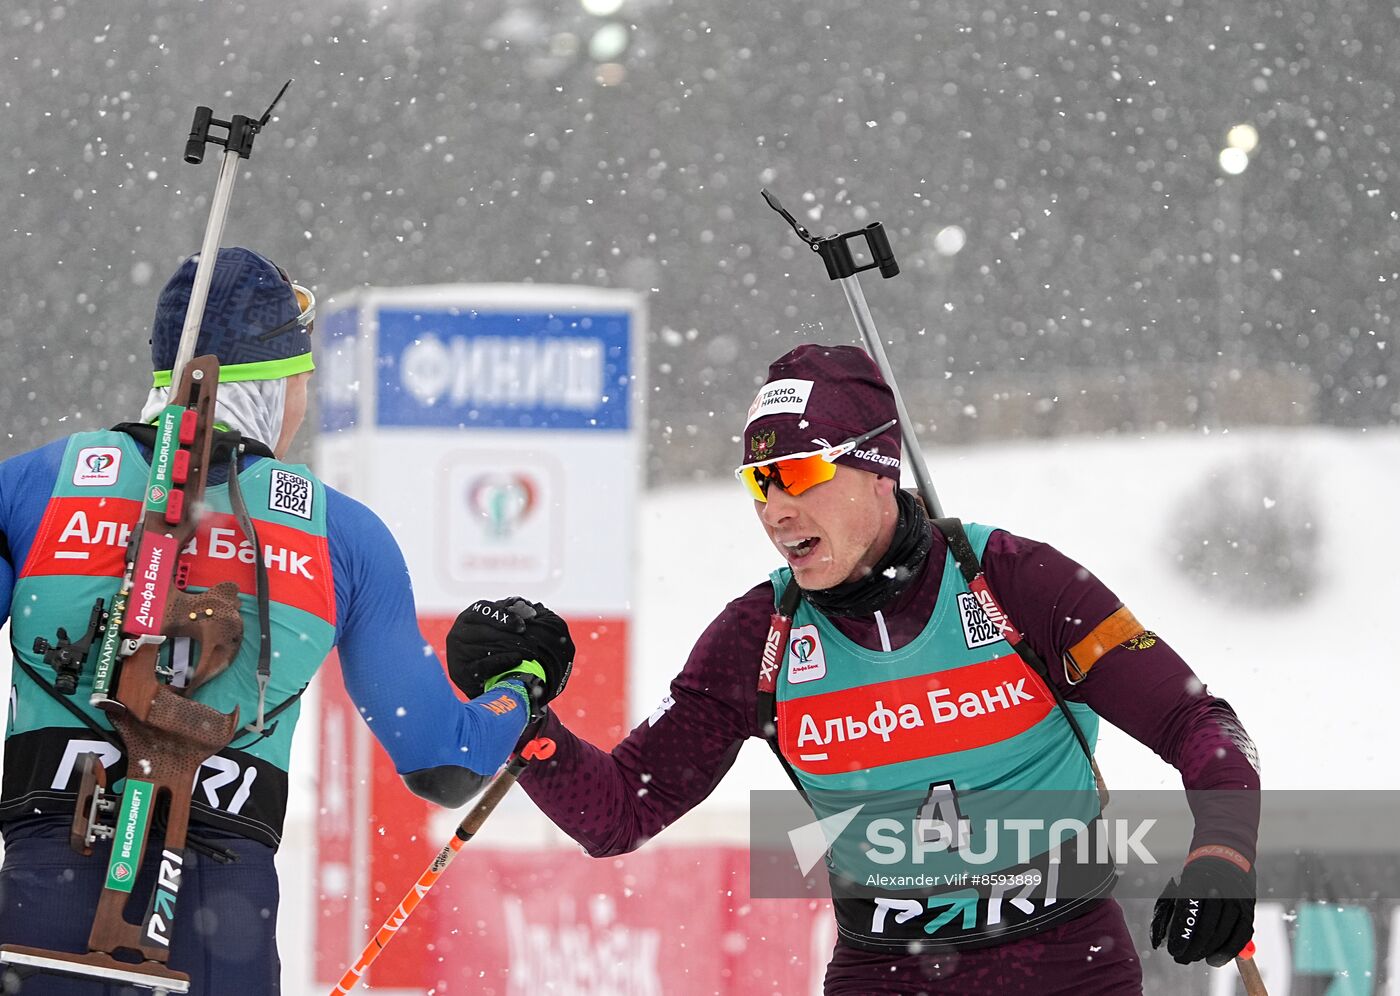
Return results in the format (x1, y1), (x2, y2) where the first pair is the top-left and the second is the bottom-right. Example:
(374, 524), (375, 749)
(446, 344), (1261, 995)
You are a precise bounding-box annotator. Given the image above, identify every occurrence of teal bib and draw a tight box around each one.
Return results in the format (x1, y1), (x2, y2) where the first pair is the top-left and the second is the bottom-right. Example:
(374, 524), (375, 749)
(772, 522), (1114, 950)
(3, 429), (337, 846)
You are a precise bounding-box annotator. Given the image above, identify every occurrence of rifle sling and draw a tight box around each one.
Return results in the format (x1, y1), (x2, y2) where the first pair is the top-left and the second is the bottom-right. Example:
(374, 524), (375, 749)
(756, 580), (810, 801)
(931, 517), (1096, 764)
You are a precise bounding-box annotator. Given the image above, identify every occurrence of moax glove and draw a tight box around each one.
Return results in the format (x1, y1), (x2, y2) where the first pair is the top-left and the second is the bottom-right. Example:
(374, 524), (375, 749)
(446, 597), (575, 716)
(1151, 849), (1256, 967)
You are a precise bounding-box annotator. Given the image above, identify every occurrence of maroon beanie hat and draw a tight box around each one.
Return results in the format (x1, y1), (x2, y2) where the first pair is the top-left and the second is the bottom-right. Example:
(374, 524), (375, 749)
(739, 343), (902, 481)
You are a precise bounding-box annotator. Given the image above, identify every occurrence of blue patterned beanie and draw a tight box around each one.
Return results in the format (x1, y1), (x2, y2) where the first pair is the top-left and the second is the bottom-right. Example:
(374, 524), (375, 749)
(151, 247), (314, 386)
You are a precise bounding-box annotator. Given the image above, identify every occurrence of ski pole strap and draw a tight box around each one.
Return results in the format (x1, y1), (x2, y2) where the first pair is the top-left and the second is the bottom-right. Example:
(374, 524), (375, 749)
(931, 517), (1096, 766)
(756, 580), (810, 800)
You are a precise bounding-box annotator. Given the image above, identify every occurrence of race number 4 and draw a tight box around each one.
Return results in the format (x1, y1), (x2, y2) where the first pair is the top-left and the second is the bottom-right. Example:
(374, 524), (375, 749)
(917, 780), (970, 850)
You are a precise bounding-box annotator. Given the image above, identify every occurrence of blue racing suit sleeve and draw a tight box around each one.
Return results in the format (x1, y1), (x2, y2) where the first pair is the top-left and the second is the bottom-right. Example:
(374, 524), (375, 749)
(0, 529), (12, 626)
(326, 486), (528, 806)
(0, 439), (70, 625)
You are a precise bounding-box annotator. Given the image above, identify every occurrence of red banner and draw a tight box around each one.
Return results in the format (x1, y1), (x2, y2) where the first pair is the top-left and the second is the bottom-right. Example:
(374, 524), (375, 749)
(23, 495), (335, 623)
(420, 847), (831, 995)
(315, 612), (633, 991)
(777, 653), (1054, 774)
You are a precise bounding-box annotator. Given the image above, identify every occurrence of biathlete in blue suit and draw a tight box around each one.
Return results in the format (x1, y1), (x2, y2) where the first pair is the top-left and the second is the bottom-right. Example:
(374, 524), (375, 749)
(0, 248), (573, 993)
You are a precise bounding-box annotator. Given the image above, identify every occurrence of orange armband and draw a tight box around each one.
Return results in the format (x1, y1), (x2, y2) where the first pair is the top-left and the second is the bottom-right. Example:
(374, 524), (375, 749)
(1064, 605), (1147, 683)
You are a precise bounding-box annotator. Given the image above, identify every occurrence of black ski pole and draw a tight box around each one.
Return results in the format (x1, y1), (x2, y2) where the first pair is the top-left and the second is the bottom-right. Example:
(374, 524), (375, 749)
(761, 188), (944, 518)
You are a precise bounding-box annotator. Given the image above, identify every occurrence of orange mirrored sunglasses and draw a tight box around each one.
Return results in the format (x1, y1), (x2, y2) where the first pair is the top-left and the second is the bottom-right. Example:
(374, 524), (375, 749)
(734, 419), (897, 502)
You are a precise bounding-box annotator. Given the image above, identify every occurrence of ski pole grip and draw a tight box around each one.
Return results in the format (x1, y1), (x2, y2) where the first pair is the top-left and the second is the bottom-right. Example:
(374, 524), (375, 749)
(185, 107), (213, 164)
(1235, 940), (1269, 996)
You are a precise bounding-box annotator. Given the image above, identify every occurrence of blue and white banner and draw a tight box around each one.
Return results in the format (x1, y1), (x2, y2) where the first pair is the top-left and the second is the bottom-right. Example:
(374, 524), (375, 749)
(312, 284), (643, 614)
(318, 305), (361, 434)
(375, 309), (632, 431)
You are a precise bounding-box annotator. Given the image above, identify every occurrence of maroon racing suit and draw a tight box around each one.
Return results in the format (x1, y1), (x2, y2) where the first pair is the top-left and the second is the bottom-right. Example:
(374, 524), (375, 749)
(520, 527), (1260, 995)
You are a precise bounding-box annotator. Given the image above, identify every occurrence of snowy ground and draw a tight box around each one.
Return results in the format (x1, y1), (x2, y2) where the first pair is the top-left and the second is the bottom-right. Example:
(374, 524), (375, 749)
(5, 425), (1396, 991)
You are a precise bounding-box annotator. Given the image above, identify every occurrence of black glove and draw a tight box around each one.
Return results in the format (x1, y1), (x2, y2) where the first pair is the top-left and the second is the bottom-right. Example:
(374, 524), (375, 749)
(446, 597), (574, 715)
(1151, 854), (1256, 967)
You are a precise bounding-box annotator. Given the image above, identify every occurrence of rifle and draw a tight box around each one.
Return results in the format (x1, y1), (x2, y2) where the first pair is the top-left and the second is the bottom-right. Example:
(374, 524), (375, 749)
(0, 82), (291, 996)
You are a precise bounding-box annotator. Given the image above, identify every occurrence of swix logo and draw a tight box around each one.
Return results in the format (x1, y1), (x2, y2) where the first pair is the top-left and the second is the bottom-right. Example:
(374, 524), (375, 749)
(786, 624), (826, 684)
(73, 446), (122, 487)
(972, 583), (1022, 642)
(759, 625), (785, 685)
